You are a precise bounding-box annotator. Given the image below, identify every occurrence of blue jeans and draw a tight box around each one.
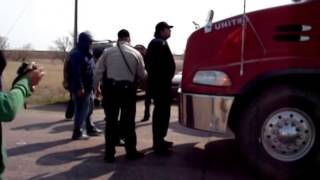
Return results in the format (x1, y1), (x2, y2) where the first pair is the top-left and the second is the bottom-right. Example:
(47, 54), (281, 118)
(72, 91), (95, 134)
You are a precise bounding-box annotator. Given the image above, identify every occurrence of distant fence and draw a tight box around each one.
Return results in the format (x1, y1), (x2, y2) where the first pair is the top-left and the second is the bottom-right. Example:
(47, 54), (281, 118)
(3, 50), (67, 61)
(3, 50), (183, 62)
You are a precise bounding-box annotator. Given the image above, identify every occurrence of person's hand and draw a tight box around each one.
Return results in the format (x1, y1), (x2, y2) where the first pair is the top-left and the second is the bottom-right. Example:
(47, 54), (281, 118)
(26, 66), (45, 91)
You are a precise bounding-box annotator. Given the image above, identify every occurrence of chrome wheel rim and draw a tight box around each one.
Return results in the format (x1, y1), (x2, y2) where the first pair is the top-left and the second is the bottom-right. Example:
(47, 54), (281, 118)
(261, 108), (315, 162)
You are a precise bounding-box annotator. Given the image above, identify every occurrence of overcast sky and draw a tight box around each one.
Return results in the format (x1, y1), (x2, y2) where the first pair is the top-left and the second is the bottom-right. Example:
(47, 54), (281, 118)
(0, 0), (294, 54)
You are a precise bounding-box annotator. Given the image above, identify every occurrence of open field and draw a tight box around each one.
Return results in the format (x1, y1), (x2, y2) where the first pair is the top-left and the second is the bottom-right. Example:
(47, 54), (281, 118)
(3, 59), (69, 104)
(2, 56), (184, 104)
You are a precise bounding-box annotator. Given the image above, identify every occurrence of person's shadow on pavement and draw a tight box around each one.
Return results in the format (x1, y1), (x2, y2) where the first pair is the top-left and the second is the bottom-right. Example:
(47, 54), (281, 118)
(7, 139), (71, 157)
(24, 140), (255, 180)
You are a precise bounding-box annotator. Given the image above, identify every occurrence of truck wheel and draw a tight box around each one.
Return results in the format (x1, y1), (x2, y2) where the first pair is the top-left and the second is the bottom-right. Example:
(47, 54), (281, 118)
(238, 85), (320, 178)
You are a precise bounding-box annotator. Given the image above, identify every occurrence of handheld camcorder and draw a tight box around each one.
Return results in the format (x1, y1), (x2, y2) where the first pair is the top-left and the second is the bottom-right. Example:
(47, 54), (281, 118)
(11, 61), (38, 109)
(12, 61), (38, 87)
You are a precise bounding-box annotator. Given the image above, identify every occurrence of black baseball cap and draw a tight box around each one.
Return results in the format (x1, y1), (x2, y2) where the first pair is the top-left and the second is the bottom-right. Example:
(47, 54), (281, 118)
(155, 21), (174, 31)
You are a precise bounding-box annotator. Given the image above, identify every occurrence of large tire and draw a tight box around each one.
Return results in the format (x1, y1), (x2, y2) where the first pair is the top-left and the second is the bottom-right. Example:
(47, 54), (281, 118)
(238, 85), (320, 179)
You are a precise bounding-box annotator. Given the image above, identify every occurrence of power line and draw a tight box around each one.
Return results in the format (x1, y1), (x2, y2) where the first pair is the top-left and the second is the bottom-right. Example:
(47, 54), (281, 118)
(6, 0), (33, 37)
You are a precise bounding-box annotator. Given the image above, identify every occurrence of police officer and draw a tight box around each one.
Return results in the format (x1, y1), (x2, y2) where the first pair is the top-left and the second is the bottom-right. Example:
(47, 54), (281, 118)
(94, 29), (147, 162)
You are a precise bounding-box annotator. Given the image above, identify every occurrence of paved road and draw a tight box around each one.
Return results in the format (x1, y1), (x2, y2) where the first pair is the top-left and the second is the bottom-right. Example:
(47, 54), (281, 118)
(3, 100), (258, 180)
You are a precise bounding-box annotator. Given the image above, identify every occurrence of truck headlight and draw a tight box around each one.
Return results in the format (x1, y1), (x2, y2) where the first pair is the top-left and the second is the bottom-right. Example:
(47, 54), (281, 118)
(192, 70), (231, 86)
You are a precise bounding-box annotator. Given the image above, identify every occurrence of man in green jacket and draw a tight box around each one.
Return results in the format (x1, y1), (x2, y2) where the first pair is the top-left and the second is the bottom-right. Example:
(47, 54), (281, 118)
(0, 57), (45, 179)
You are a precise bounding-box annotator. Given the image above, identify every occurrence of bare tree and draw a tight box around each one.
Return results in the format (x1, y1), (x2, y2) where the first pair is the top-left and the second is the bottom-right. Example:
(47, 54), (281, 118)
(54, 36), (72, 52)
(0, 36), (9, 49)
(52, 36), (73, 61)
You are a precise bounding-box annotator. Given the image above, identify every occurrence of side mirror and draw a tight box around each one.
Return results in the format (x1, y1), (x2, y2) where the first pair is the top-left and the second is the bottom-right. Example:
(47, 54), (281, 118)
(204, 10), (214, 33)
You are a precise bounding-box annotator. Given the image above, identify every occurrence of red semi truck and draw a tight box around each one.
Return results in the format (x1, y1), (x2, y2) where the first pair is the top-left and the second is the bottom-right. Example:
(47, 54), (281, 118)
(179, 0), (320, 178)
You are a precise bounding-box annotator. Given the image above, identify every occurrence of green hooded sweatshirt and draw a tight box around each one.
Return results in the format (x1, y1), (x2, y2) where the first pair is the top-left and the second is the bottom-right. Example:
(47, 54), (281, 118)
(0, 76), (32, 179)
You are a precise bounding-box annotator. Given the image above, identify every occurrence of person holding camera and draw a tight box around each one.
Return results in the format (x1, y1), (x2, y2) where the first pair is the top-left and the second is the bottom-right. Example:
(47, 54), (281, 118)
(0, 54), (45, 178)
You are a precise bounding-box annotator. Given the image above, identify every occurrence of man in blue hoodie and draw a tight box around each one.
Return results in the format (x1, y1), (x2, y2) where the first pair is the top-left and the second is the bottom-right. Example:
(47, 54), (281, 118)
(68, 32), (102, 140)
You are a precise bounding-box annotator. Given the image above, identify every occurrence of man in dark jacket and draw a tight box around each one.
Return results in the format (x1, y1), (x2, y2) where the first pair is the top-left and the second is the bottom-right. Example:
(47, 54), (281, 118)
(145, 21), (176, 154)
(68, 32), (102, 140)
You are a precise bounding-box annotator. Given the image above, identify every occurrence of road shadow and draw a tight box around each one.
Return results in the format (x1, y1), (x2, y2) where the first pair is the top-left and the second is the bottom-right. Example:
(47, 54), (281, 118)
(10, 119), (70, 132)
(27, 143), (204, 180)
(7, 139), (71, 157)
(24, 140), (257, 180)
(27, 102), (67, 112)
(204, 140), (320, 180)
(10, 118), (105, 135)
(203, 139), (255, 179)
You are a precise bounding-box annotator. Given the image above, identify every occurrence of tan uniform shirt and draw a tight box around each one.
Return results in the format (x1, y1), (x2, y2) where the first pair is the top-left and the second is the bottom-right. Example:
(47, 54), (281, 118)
(94, 41), (147, 89)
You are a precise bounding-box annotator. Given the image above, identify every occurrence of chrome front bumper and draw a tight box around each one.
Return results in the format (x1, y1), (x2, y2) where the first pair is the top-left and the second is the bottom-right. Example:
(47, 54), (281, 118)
(179, 92), (234, 133)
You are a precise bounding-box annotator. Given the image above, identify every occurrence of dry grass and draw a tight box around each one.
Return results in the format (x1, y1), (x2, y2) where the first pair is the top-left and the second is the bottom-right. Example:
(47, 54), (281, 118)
(2, 57), (184, 105)
(2, 59), (69, 104)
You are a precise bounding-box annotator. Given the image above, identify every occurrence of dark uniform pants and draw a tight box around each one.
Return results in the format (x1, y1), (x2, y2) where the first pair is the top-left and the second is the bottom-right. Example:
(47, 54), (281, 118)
(151, 86), (172, 146)
(103, 79), (137, 156)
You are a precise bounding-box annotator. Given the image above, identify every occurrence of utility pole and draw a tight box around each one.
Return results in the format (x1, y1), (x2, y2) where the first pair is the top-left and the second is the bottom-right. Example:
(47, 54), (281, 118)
(73, 0), (78, 47)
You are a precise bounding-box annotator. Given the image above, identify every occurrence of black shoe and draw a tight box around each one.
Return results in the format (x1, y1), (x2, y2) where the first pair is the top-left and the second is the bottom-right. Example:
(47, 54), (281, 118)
(87, 128), (103, 136)
(65, 117), (73, 121)
(104, 155), (115, 163)
(72, 133), (89, 140)
(152, 140), (173, 149)
(126, 151), (144, 160)
(163, 140), (173, 148)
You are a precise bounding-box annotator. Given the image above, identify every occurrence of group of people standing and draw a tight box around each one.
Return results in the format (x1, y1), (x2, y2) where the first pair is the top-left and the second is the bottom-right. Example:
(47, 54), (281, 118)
(64, 21), (176, 162)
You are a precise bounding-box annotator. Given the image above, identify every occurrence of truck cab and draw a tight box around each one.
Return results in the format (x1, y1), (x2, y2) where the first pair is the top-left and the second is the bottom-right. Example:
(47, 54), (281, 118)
(179, 0), (320, 178)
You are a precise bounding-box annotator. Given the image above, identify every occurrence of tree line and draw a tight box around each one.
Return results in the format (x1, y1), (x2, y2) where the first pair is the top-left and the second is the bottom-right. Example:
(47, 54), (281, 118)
(0, 34), (73, 62)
